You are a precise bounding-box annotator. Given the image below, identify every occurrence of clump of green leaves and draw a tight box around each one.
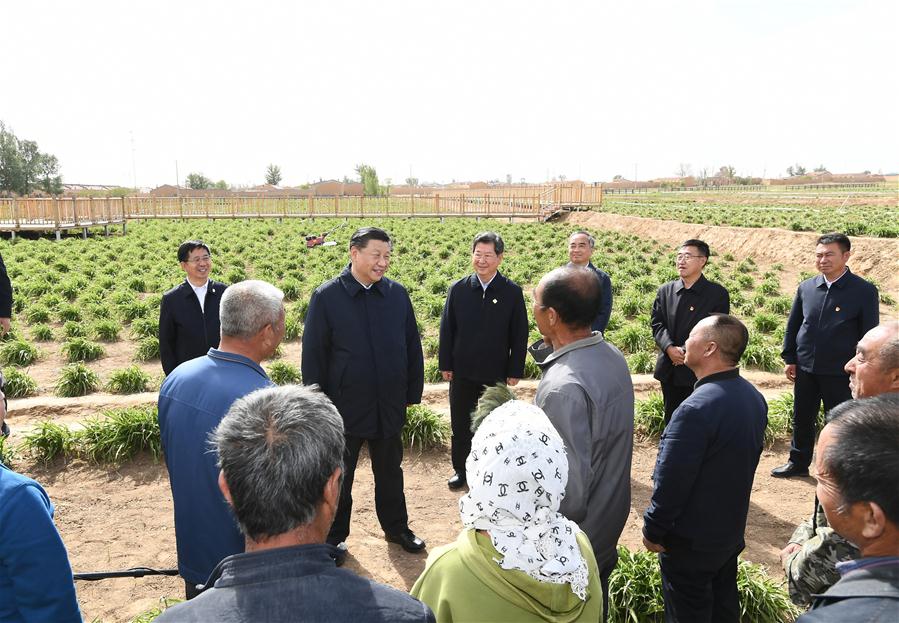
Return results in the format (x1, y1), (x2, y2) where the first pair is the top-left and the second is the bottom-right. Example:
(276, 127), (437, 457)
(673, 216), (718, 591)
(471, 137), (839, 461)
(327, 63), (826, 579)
(62, 337), (104, 363)
(2, 367), (38, 398)
(93, 319), (121, 342)
(634, 391), (666, 439)
(30, 323), (54, 341)
(402, 405), (449, 452)
(423, 358), (443, 383)
(62, 320), (87, 339)
(55, 363), (101, 397)
(24, 304), (51, 324)
(106, 365), (152, 394)
(22, 420), (79, 462)
(130, 597), (184, 623)
(80, 406), (161, 462)
(134, 336), (160, 362)
(130, 317), (158, 339)
(267, 361), (302, 385)
(0, 339), (39, 367)
(0, 435), (17, 467)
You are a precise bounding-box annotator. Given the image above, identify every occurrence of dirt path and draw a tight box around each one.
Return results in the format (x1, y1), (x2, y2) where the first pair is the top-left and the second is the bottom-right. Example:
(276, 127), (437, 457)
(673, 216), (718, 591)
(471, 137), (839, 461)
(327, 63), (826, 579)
(567, 211), (899, 301)
(7, 375), (808, 623)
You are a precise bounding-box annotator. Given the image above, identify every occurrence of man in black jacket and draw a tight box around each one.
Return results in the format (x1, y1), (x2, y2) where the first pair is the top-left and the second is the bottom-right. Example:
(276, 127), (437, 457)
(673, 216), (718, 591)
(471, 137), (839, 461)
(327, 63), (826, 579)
(773, 232), (879, 478)
(643, 314), (767, 622)
(302, 227), (426, 556)
(438, 231), (528, 490)
(159, 240), (227, 376)
(567, 230), (613, 334)
(650, 239), (730, 423)
(0, 252), (12, 337)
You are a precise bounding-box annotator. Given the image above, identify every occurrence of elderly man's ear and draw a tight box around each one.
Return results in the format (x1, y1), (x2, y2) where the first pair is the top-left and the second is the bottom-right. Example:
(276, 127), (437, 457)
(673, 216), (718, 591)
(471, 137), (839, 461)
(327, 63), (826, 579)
(323, 468), (342, 513)
(218, 470), (233, 506)
(860, 501), (889, 541)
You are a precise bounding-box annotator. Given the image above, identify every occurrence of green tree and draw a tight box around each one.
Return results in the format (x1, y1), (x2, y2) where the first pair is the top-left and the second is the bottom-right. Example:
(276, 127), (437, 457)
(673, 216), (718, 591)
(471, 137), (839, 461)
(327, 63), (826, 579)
(214, 179), (229, 190)
(405, 176), (419, 187)
(717, 165), (736, 179)
(38, 154), (63, 195)
(185, 172), (212, 190)
(265, 164), (282, 186)
(786, 164), (807, 177)
(355, 163), (380, 196)
(0, 122), (63, 196)
(814, 164), (827, 173)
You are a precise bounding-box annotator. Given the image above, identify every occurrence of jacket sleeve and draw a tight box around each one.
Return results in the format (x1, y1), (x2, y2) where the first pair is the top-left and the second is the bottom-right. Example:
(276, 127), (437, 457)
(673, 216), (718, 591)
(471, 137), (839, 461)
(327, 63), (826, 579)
(0, 253), (12, 318)
(651, 287), (674, 352)
(405, 293), (425, 404)
(506, 287), (529, 379)
(781, 286), (804, 365)
(540, 385), (592, 524)
(642, 402), (710, 545)
(784, 527), (859, 607)
(714, 284), (730, 314)
(595, 272), (613, 334)
(437, 284), (455, 372)
(860, 281), (879, 335)
(301, 289), (330, 392)
(158, 294), (177, 376)
(0, 484), (82, 623)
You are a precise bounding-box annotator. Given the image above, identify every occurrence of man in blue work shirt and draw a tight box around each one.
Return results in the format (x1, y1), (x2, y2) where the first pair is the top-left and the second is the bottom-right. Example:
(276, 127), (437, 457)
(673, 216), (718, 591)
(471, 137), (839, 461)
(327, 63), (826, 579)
(773, 233), (879, 478)
(158, 280), (286, 598)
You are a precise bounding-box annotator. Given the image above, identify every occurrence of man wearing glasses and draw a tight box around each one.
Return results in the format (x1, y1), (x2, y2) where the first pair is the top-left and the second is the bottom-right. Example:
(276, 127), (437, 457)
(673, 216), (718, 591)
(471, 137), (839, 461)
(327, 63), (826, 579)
(651, 239), (730, 424)
(159, 240), (227, 376)
(302, 227), (426, 559)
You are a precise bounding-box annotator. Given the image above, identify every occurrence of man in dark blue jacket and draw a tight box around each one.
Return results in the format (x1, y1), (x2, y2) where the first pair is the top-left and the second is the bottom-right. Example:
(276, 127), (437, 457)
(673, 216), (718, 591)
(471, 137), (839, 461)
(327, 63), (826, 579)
(159, 240), (227, 376)
(438, 231), (528, 490)
(566, 230), (613, 334)
(302, 227), (426, 556)
(643, 314), (767, 623)
(773, 233), (879, 478)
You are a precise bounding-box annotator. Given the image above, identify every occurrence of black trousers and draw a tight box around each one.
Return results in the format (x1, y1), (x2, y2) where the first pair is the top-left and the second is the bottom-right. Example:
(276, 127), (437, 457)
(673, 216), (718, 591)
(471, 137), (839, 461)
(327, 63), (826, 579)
(790, 368), (852, 468)
(661, 382), (693, 425)
(659, 547), (742, 623)
(598, 552), (618, 623)
(328, 434), (409, 543)
(449, 377), (489, 475)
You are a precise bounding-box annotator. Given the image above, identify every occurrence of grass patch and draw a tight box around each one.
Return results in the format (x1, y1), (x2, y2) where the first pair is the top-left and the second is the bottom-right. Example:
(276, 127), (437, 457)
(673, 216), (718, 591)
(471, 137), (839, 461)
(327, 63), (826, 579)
(134, 336), (160, 362)
(106, 365), (153, 394)
(130, 597), (183, 622)
(609, 547), (801, 622)
(62, 320), (87, 339)
(22, 420), (79, 462)
(130, 317), (158, 339)
(402, 404), (449, 452)
(80, 406), (161, 462)
(0, 339), (39, 367)
(2, 367), (38, 398)
(55, 363), (101, 397)
(267, 361), (302, 385)
(62, 337), (104, 363)
(0, 435), (17, 467)
(635, 391), (666, 439)
(93, 319), (121, 342)
(30, 323), (54, 341)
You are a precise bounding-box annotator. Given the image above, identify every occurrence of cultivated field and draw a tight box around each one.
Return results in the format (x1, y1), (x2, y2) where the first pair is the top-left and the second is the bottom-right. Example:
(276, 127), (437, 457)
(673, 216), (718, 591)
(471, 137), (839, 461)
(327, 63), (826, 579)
(3, 203), (898, 621)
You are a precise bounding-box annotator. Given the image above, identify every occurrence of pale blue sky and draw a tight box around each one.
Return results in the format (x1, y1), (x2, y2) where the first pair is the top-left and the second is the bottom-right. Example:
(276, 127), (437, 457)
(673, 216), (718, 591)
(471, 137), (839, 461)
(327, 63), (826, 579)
(1, 0), (895, 187)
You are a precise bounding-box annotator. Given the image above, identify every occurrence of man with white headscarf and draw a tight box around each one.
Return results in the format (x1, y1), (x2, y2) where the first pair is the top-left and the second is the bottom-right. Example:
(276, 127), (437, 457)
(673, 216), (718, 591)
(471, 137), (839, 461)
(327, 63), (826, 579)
(411, 397), (603, 622)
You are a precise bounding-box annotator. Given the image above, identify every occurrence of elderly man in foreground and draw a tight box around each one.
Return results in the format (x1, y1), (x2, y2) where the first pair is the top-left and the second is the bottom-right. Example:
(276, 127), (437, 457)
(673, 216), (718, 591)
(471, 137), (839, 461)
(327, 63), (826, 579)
(156, 385), (435, 623)
(781, 320), (899, 605)
(158, 280), (285, 598)
(531, 266), (634, 622)
(796, 394), (899, 622)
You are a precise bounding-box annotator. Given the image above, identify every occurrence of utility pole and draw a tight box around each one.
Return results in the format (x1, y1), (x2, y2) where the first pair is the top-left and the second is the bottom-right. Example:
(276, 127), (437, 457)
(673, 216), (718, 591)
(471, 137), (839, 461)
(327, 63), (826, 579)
(175, 161), (180, 189)
(130, 131), (137, 190)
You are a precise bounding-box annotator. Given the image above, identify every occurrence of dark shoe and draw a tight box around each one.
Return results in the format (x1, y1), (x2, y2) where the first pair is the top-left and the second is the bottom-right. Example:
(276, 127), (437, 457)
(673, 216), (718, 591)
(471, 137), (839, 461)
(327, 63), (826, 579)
(447, 472), (467, 491)
(771, 462), (809, 478)
(328, 541), (348, 567)
(386, 529), (426, 553)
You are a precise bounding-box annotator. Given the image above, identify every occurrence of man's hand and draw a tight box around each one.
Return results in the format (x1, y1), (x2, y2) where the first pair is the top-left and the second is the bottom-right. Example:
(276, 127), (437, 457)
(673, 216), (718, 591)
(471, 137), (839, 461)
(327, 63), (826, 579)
(666, 345), (685, 366)
(441, 371), (453, 382)
(643, 536), (665, 553)
(0, 317), (9, 336)
(506, 378), (520, 387)
(784, 364), (797, 383)
(780, 542), (801, 565)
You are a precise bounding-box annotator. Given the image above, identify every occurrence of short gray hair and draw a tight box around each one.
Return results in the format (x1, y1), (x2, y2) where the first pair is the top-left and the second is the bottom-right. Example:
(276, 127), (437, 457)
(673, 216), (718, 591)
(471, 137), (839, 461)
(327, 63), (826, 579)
(875, 321), (899, 372)
(220, 280), (285, 339)
(569, 230), (595, 248)
(212, 385), (345, 541)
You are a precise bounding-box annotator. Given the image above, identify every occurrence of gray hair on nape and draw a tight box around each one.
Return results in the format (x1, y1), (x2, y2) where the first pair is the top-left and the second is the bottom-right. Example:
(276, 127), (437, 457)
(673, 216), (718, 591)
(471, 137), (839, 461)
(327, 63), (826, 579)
(220, 280), (284, 339)
(212, 384), (345, 542)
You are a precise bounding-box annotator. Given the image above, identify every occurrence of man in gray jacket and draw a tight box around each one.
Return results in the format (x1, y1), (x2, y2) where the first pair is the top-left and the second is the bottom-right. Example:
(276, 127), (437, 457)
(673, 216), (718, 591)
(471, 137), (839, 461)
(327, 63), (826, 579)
(531, 266), (635, 622)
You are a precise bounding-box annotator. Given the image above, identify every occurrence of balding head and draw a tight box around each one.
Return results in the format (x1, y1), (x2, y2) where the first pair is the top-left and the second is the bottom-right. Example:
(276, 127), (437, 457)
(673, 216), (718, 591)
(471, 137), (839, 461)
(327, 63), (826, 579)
(845, 321), (899, 399)
(535, 266), (601, 329)
(684, 314), (749, 374)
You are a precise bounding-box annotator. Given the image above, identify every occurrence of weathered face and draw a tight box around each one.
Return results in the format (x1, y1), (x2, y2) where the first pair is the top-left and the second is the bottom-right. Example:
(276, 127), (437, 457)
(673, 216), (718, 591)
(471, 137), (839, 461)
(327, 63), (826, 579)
(532, 282), (551, 338)
(350, 239), (391, 285)
(683, 317), (712, 369)
(814, 425), (861, 547)
(845, 327), (898, 399)
(568, 233), (593, 266)
(675, 245), (706, 281)
(264, 307), (287, 359)
(472, 242), (502, 281)
(180, 247), (212, 285)
(815, 242), (849, 279)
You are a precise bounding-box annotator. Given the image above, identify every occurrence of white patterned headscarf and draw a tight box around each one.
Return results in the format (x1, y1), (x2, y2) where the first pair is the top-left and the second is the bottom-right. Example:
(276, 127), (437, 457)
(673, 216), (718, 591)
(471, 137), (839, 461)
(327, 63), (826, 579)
(459, 400), (589, 600)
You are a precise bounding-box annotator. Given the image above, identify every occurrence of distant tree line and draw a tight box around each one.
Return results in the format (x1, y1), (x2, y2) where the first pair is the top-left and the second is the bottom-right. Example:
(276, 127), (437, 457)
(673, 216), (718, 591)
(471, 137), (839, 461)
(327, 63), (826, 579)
(0, 121), (63, 196)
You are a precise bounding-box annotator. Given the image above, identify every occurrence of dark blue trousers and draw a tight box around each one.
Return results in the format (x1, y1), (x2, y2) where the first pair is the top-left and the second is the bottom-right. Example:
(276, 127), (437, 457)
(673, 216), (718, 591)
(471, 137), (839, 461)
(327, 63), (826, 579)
(659, 547), (742, 623)
(790, 368), (852, 468)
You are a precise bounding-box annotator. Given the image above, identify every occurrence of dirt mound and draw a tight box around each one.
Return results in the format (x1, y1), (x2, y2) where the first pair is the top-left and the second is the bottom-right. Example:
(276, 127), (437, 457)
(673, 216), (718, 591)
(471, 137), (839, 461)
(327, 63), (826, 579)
(569, 211), (899, 296)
